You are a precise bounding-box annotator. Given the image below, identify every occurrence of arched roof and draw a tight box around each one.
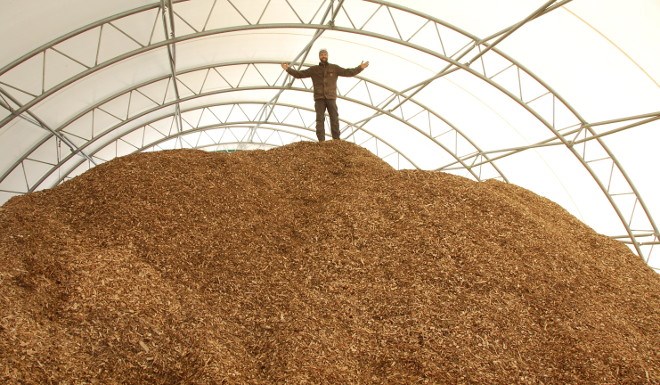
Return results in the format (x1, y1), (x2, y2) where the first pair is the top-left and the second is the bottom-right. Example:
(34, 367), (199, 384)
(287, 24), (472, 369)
(0, 0), (658, 270)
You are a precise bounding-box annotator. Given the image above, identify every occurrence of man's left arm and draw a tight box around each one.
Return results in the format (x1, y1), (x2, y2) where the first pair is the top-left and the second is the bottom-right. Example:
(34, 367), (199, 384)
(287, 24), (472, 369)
(337, 61), (369, 77)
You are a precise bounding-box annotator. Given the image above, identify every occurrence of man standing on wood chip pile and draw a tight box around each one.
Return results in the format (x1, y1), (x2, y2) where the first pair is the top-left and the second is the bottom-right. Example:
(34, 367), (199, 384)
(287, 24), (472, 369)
(282, 48), (369, 142)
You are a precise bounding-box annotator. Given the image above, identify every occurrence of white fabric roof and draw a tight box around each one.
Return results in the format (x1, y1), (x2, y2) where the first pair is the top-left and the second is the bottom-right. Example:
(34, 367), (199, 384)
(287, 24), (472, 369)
(1, 0), (658, 270)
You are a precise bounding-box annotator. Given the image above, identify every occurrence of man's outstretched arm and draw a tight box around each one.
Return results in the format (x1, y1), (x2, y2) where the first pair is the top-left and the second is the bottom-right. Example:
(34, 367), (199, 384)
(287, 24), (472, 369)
(281, 63), (312, 79)
(337, 60), (370, 77)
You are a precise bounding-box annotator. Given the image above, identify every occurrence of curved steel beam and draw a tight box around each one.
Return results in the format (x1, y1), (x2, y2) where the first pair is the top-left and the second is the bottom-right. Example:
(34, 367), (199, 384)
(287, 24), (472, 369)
(29, 98), (424, 191)
(3, 59), (503, 190)
(0, 88), (97, 167)
(53, 117), (413, 186)
(43, 83), (492, 181)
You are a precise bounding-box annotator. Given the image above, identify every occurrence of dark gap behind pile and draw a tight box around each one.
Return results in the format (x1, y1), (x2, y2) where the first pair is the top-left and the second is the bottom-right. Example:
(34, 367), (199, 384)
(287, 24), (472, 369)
(1, 140), (658, 384)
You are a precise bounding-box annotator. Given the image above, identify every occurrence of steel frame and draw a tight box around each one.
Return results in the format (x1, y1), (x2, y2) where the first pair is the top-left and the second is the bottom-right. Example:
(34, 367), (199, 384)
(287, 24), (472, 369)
(2, 59), (504, 191)
(0, 0), (657, 266)
(43, 101), (420, 184)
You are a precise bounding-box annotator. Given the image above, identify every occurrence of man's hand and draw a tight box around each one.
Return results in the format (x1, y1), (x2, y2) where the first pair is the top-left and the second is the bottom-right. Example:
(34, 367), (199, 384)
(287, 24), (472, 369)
(281, 63), (289, 70)
(360, 61), (369, 69)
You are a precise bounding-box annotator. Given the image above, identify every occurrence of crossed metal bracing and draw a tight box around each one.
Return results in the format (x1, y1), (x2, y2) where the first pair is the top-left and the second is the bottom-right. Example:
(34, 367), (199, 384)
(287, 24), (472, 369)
(0, 0), (657, 267)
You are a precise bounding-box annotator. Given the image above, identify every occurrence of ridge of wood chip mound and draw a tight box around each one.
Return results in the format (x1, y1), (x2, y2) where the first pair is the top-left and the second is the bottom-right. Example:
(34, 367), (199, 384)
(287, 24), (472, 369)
(1, 140), (658, 384)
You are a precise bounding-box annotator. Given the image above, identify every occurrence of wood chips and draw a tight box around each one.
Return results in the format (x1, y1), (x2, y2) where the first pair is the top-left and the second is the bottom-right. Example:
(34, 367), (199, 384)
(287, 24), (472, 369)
(0, 140), (658, 384)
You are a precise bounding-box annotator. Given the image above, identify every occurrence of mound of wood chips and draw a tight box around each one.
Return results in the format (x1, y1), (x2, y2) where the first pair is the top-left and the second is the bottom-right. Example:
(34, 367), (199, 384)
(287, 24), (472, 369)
(1, 140), (658, 384)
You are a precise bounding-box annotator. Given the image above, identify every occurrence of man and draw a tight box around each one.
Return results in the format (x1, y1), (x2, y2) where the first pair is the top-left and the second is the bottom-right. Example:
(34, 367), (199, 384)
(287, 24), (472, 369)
(281, 49), (369, 141)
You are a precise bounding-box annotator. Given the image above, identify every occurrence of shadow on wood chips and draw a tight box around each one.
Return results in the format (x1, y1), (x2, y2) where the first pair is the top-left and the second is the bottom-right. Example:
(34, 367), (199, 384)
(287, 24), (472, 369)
(0, 140), (658, 384)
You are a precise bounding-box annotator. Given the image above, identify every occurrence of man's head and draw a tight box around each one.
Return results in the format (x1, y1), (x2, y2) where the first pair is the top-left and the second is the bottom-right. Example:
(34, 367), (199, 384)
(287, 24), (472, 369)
(319, 48), (328, 64)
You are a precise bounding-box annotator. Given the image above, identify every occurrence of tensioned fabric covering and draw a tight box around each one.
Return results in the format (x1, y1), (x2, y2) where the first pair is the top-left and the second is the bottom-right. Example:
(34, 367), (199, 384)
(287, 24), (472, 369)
(0, 0), (658, 270)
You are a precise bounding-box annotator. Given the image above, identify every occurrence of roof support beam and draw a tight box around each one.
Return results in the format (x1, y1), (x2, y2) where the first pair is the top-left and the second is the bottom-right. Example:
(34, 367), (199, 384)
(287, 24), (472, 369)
(0, 88), (97, 168)
(439, 111), (660, 169)
(19, 57), (499, 181)
(46, 102), (418, 186)
(381, 0), (572, 114)
(160, 0), (184, 145)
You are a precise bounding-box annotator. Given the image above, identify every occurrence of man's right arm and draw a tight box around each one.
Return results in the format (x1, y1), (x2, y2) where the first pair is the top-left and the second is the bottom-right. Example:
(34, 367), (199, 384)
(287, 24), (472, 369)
(281, 63), (312, 79)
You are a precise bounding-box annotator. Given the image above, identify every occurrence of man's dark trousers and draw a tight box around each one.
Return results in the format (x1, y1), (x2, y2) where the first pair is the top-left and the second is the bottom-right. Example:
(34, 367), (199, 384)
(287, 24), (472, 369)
(314, 98), (339, 141)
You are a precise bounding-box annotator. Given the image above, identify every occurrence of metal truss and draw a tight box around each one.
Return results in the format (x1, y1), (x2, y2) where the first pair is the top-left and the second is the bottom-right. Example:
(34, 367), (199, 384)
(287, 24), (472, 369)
(0, 59), (505, 194)
(41, 101), (421, 186)
(0, 0), (657, 266)
(160, 0), (185, 135)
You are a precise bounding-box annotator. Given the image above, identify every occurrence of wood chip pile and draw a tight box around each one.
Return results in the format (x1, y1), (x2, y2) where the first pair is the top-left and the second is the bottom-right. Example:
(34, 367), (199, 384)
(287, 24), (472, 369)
(1, 140), (658, 384)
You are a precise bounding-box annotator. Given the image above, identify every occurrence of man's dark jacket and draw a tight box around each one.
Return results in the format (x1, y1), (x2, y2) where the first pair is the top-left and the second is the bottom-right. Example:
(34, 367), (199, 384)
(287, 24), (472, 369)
(285, 62), (363, 100)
